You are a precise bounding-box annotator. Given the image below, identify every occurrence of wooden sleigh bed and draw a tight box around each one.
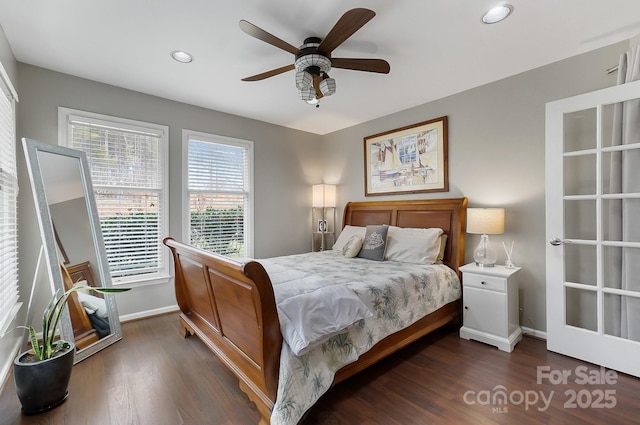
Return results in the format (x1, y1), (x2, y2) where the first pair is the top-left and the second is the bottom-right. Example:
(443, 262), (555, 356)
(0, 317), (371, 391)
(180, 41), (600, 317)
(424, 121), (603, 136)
(163, 198), (467, 425)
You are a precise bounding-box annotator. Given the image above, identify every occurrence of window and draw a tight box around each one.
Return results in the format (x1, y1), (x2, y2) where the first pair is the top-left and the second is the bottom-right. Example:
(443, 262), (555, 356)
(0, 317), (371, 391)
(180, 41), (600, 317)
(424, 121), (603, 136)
(0, 66), (19, 335)
(183, 130), (253, 257)
(59, 108), (169, 285)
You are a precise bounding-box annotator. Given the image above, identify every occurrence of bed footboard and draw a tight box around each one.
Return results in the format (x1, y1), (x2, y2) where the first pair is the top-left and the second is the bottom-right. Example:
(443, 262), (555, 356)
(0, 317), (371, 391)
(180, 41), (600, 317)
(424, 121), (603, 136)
(163, 238), (282, 424)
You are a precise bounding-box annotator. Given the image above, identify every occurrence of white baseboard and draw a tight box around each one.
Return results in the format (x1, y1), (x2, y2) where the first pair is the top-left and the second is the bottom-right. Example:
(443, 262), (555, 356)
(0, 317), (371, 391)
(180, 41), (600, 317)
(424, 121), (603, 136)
(521, 326), (547, 340)
(119, 305), (180, 323)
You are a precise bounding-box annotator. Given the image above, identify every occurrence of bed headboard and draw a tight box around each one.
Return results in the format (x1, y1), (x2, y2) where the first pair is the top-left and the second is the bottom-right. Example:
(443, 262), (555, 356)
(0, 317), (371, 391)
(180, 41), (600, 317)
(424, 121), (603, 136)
(66, 261), (99, 287)
(342, 198), (468, 276)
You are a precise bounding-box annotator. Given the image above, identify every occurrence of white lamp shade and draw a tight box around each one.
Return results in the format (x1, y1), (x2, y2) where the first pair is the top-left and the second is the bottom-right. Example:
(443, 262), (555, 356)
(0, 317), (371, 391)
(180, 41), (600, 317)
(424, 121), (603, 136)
(467, 208), (505, 235)
(312, 184), (336, 208)
(299, 88), (316, 101)
(319, 77), (336, 96)
(295, 70), (313, 90)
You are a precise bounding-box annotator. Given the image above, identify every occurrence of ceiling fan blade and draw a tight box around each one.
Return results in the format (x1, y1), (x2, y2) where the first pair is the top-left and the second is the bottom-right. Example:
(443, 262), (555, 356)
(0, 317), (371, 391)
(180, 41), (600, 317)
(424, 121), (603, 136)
(239, 20), (299, 55)
(331, 58), (390, 74)
(318, 8), (376, 55)
(241, 64), (295, 81)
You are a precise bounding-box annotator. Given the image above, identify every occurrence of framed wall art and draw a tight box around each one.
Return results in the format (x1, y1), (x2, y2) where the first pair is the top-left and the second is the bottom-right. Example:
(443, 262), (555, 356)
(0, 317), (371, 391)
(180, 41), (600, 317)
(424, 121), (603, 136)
(364, 116), (448, 196)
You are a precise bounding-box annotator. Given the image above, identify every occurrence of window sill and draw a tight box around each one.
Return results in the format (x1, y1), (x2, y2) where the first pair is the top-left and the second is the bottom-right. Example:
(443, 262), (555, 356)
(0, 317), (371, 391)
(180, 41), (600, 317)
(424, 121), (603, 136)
(112, 274), (171, 289)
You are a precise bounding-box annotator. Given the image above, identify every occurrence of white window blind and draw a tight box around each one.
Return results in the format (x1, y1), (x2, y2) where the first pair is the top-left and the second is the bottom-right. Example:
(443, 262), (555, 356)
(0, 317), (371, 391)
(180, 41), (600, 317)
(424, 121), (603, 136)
(186, 132), (253, 257)
(61, 110), (168, 283)
(0, 85), (19, 334)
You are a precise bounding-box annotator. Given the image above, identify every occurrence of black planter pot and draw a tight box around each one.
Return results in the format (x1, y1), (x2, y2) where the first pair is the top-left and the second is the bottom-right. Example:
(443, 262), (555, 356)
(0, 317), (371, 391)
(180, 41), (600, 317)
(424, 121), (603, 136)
(13, 343), (75, 415)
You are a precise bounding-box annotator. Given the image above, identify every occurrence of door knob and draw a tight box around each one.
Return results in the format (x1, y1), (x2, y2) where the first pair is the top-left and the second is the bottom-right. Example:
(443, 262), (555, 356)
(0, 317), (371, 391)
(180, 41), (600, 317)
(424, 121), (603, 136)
(549, 238), (563, 246)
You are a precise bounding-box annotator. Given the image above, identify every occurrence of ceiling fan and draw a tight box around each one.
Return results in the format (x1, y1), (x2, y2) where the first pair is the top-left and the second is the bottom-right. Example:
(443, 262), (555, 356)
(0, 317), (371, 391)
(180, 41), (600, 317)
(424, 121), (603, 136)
(239, 8), (390, 105)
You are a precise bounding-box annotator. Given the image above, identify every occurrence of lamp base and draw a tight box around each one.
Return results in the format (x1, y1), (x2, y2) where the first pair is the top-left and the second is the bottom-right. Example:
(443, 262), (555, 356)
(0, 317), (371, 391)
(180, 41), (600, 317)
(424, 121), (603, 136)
(474, 261), (496, 268)
(473, 234), (497, 267)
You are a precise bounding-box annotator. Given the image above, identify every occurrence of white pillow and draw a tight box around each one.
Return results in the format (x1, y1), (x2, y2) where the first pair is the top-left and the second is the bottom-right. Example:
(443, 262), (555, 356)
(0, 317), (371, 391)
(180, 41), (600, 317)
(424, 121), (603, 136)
(277, 285), (372, 355)
(385, 226), (444, 264)
(341, 235), (363, 258)
(333, 225), (366, 252)
(77, 291), (109, 318)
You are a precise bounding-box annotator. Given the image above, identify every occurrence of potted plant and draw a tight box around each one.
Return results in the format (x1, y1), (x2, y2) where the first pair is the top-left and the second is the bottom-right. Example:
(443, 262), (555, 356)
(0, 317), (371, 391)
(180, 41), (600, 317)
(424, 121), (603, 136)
(12, 282), (130, 414)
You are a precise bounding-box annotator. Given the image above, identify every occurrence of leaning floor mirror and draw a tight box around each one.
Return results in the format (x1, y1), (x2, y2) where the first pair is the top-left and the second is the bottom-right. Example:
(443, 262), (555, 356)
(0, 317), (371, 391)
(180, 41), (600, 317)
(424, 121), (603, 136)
(22, 138), (124, 363)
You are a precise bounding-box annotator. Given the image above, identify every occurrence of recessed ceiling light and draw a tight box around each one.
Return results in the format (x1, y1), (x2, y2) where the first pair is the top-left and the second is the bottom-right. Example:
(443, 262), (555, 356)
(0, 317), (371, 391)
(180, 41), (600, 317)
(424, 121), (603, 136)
(482, 4), (513, 24)
(171, 50), (193, 63)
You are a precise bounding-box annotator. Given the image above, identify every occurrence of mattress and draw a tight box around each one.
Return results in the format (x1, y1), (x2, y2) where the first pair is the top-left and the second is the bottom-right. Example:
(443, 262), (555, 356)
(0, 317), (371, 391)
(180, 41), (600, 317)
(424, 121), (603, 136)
(258, 250), (461, 425)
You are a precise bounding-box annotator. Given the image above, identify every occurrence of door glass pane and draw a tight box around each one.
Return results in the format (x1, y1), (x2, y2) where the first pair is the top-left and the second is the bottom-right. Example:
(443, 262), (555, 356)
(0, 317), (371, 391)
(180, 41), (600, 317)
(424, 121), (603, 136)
(603, 246), (640, 289)
(564, 154), (596, 195)
(564, 108), (596, 152)
(603, 149), (640, 194)
(566, 288), (596, 331)
(602, 200), (640, 242)
(602, 199), (622, 241)
(564, 199), (596, 240)
(601, 103), (616, 149)
(564, 244), (596, 286)
(604, 293), (640, 342)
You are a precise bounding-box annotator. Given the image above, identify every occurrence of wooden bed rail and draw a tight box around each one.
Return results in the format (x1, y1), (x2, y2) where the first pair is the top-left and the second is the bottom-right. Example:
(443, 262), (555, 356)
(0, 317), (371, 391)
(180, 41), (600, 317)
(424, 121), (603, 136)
(163, 238), (282, 422)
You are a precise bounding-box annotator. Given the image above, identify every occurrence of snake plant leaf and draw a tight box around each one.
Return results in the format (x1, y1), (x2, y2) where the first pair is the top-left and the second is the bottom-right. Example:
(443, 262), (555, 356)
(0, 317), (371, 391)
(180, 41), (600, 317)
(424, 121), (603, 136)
(52, 340), (71, 352)
(20, 283), (131, 360)
(74, 284), (131, 294)
(27, 326), (42, 361)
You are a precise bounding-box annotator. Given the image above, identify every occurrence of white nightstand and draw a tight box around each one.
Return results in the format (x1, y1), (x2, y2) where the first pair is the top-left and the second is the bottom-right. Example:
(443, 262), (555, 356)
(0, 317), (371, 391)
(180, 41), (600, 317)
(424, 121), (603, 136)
(459, 263), (522, 352)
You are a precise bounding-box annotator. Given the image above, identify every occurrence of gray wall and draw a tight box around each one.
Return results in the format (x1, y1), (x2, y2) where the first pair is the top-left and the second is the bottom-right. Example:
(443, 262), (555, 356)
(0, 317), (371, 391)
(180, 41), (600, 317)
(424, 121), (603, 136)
(16, 63), (324, 318)
(323, 41), (628, 333)
(50, 198), (99, 269)
(0, 25), (16, 85)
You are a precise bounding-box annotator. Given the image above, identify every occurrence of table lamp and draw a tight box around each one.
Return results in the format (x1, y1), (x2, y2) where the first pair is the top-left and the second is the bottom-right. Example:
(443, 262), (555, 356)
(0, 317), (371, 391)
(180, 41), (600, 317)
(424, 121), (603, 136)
(467, 208), (504, 267)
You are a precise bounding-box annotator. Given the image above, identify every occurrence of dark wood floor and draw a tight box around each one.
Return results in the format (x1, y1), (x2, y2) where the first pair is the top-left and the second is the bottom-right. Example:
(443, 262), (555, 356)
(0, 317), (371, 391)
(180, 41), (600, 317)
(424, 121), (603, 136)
(1, 313), (638, 425)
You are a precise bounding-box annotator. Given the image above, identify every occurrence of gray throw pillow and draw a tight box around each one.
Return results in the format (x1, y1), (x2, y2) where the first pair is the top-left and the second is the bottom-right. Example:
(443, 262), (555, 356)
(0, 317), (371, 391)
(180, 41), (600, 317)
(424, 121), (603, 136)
(357, 225), (389, 261)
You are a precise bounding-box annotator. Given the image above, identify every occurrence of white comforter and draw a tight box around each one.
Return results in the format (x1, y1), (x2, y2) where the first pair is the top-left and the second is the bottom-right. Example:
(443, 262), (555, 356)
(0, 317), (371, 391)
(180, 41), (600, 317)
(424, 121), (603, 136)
(257, 250), (461, 425)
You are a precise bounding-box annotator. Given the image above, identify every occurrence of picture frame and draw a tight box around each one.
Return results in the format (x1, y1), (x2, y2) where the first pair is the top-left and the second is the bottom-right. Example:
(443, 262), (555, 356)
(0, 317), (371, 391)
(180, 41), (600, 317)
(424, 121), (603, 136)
(364, 116), (448, 196)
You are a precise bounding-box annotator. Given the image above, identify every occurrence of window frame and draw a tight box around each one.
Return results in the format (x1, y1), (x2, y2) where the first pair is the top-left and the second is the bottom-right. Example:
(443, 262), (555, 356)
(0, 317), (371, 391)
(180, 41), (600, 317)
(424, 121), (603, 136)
(0, 62), (19, 336)
(58, 107), (170, 286)
(182, 129), (254, 258)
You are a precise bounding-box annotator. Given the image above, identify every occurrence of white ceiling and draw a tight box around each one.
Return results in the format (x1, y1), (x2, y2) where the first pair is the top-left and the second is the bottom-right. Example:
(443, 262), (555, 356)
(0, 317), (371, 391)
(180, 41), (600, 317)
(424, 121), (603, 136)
(2, 0), (640, 135)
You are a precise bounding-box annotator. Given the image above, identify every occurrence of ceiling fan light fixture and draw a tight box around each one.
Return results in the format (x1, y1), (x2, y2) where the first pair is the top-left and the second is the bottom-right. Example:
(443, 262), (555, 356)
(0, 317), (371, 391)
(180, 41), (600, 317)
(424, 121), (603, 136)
(319, 77), (336, 96)
(239, 9), (389, 104)
(298, 88), (316, 101)
(295, 70), (313, 90)
(482, 4), (513, 24)
(294, 54), (331, 73)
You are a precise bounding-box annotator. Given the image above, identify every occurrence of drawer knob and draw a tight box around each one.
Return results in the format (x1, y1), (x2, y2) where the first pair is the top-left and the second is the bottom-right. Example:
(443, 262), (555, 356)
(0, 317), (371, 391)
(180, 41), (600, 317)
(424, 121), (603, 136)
(464, 306), (469, 310)
(481, 281), (487, 285)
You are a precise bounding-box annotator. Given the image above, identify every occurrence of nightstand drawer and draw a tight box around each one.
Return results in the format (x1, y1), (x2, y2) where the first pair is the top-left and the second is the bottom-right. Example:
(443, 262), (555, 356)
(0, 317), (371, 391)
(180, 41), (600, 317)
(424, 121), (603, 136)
(463, 273), (507, 292)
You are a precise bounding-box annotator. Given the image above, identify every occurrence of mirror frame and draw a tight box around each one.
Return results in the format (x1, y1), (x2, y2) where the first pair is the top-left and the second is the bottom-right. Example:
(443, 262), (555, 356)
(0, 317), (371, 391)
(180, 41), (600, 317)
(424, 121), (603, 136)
(22, 137), (123, 363)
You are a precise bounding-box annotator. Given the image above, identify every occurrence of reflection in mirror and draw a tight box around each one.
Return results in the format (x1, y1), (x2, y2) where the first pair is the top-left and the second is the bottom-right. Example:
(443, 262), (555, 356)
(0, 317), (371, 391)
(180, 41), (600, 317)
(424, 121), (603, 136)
(22, 138), (124, 363)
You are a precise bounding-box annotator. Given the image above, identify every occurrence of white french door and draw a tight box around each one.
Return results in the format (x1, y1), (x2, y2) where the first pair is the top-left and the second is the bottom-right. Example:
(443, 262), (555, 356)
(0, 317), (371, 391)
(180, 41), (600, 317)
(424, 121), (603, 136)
(546, 79), (640, 377)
